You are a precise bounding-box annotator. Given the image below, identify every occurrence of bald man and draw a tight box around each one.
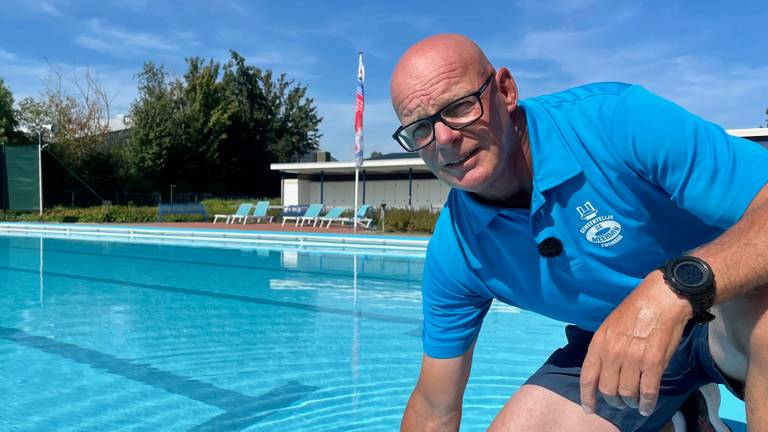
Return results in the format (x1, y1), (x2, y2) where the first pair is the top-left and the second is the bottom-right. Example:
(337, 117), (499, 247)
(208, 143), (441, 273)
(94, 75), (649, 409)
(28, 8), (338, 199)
(390, 34), (768, 431)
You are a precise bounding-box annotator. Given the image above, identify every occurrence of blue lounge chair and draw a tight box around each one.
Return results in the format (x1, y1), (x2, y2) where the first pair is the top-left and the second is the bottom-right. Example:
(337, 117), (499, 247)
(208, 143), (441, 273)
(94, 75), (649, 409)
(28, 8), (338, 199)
(317, 207), (346, 228)
(352, 204), (373, 228)
(213, 203), (253, 224)
(282, 203), (324, 227)
(245, 201), (274, 223)
(324, 204), (374, 229)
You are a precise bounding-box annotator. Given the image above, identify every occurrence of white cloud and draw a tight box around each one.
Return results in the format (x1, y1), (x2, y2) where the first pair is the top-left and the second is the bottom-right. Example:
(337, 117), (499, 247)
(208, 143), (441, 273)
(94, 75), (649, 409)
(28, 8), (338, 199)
(221, 0), (248, 16)
(74, 19), (197, 56)
(0, 49), (137, 124)
(514, 0), (601, 13)
(550, 0), (603, 13)
(316, 99), (402, 159)
(0, 49), (18, 62)
(514, 0), (634, 16)
(22, 0), (69, 17)
(239, 51), (318, 69)
(109, 0), (151, 13)
(108, 114), (130, 131)
(484, 26), (768, 128)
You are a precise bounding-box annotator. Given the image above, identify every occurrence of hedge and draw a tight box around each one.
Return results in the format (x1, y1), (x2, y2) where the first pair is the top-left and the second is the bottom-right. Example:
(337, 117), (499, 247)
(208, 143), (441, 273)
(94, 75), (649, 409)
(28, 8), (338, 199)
(0, 200), (441, 233)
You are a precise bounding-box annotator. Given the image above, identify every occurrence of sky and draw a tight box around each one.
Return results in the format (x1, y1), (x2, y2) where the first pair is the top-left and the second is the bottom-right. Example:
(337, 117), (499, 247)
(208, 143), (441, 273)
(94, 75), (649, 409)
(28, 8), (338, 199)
(1, 0), (766, 160)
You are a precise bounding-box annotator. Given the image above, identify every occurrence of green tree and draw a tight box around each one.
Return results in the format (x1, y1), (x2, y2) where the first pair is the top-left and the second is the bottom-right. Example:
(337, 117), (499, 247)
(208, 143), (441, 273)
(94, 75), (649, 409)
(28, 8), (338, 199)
(127, 62), (180, 189)
(15, 97), (49, 134)
(127, 51), (322, 197)
(220, 51), (322, 195)
(267, 76), (322, 162)
(128, 59), (237, 192)
(175, 57), (236, 191)
(0, 78), (16, 145)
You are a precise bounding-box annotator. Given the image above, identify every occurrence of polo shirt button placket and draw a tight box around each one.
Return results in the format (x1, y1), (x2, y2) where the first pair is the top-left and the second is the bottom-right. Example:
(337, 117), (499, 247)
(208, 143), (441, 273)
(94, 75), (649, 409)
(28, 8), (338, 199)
(531, 218), (541, 235)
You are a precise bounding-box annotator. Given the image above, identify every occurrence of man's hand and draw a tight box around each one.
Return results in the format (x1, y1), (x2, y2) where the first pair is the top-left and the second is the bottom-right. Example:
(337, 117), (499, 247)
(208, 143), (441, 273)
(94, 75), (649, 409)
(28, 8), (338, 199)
(579, 271), (693, 416)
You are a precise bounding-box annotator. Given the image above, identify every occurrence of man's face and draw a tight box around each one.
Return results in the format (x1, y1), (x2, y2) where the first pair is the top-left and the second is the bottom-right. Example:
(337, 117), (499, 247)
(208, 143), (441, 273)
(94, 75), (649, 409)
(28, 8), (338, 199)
(393, 67), (516, 199)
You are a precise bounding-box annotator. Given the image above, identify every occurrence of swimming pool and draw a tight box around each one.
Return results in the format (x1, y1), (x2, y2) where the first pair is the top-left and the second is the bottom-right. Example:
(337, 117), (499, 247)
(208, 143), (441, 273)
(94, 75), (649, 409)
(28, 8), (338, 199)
(0, 230), (746, 431)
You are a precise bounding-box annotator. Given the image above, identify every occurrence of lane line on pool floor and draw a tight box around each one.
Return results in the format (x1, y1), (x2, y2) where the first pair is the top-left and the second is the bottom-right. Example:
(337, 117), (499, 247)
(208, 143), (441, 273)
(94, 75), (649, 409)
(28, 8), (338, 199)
(0, 325), (319, 431)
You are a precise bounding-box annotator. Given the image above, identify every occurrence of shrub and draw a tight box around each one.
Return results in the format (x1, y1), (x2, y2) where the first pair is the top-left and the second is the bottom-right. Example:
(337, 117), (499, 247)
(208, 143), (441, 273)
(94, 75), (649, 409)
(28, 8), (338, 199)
(200, 198), (281, 220)
(0, 201), (441, 234)
(380, 208), (439, 234)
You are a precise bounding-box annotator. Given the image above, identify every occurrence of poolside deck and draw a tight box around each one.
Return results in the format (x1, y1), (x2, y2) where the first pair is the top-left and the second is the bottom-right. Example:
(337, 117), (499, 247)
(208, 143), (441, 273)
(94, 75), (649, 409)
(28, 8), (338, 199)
(123, 221), (431, 237)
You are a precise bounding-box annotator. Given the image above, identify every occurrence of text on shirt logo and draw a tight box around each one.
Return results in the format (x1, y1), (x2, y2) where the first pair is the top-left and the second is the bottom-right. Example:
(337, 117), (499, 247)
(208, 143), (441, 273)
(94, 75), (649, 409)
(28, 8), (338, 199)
(576, 201), (624, 247)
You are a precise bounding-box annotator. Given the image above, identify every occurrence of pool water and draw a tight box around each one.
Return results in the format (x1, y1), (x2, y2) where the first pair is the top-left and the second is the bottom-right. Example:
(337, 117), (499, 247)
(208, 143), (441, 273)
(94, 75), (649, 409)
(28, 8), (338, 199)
(0, 234), (745, 431)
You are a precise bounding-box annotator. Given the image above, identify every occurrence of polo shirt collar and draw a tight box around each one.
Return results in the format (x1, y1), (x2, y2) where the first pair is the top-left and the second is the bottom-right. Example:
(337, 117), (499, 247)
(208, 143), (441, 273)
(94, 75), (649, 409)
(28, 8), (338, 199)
(522, 100), (583, 199)
(458, 189), (510, 233)
(460, 99), (583, 234)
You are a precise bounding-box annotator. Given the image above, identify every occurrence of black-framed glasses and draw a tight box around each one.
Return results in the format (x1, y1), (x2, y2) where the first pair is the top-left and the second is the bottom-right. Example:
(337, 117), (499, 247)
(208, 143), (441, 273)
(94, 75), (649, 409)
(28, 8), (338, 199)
(392, 73), (494, 152)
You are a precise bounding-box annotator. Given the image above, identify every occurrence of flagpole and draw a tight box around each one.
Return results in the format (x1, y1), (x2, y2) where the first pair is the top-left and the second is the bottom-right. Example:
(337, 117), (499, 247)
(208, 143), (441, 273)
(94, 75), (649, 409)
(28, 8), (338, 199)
(353, 52), (365, 233)
(353, 167), (359, 232)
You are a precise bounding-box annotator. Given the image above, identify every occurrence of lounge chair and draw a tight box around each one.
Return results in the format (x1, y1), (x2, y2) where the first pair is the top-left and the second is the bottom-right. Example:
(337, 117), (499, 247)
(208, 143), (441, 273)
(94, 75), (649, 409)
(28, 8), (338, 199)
(245, 201), (274, 223)
(324, 204), (374, 229)
(282, 203), (324, 227)
(352, 204), (374, 228)
(213, 203), (253, 224)
(317, 207), (346, 228)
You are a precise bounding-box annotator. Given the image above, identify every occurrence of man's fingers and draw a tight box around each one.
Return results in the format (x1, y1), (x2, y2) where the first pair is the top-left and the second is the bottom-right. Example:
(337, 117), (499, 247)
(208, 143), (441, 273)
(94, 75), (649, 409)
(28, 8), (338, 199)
(618, 363), (641, 409)
(638, 369), (662, 416)
(580, 354), (601, 414)
(598, 363), (626, 409)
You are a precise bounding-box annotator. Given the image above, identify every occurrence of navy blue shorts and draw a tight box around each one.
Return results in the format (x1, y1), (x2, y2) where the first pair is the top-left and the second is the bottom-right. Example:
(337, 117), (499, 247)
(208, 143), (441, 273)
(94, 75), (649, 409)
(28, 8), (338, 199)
(524, 324), (743, 431)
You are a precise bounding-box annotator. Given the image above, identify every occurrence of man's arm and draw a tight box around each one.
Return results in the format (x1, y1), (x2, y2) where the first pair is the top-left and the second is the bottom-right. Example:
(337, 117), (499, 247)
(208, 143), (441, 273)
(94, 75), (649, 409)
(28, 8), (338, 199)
(401, 341), (476, 432)
(692, 183), (768, 302)
(580, 184), (768, 415)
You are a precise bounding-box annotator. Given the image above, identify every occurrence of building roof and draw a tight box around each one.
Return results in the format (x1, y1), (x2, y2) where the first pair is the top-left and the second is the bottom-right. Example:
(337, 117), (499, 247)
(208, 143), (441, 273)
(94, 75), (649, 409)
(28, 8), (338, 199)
(270, 157), (429, 175)
(726, 128), (768, 138)
(271, 128), (768, 175)
(368, 152), (421, 160)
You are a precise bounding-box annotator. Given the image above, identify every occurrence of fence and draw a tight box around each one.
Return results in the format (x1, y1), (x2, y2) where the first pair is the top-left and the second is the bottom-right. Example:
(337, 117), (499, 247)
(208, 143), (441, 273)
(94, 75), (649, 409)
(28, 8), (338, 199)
(0, 145), (40, 211)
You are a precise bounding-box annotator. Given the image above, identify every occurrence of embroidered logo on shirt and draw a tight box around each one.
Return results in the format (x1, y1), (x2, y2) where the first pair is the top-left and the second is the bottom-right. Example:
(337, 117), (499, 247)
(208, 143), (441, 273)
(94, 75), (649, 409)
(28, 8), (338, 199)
(577, 201), (623, 247)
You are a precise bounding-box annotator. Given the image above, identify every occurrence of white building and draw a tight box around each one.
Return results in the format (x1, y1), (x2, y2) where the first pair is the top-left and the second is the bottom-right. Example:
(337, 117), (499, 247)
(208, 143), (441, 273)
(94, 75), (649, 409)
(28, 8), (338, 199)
(271, 128), (768, 209)
(271, 152), (449, 210)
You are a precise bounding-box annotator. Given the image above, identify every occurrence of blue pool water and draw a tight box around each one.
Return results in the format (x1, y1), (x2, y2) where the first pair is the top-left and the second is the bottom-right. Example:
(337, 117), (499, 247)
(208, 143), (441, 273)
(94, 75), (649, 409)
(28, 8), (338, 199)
(0, 233), (746, 431)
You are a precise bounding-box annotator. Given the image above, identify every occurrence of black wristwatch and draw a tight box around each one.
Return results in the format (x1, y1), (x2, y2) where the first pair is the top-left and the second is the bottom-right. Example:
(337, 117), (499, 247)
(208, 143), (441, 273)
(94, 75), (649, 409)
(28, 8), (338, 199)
(657, 256), (716, 324)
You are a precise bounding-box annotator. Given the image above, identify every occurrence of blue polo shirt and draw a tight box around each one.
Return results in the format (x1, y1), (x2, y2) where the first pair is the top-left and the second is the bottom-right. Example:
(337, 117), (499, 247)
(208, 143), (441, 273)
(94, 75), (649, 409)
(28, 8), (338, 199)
(423, 82), (768, 359)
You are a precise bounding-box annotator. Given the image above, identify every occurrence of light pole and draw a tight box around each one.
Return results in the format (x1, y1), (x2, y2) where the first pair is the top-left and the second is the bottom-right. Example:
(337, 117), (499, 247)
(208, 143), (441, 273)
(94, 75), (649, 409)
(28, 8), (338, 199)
(170, 184), (176, 204)
(36, 130), (43, 215)
(36, 125), (53, 215)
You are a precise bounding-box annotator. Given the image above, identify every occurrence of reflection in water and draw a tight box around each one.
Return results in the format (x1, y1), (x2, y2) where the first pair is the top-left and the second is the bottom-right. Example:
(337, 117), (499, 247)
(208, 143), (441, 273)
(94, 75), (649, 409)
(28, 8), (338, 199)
(281, 250), (298, 269)
(39, 237), (44, 307)
(352, 253), (360, 410)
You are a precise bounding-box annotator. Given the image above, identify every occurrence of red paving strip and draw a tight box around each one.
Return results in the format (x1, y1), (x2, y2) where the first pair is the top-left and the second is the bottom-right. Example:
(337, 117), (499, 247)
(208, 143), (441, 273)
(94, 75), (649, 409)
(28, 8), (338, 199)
(116, 222), (431, 238)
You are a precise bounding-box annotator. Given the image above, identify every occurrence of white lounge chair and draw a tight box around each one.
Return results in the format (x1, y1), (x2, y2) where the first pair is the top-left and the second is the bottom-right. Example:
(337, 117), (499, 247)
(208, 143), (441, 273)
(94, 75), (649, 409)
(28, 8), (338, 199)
(213, 203), (253, 224)
(282, 204), (324, 227)
(317, 207), (346, 228)
(245, 201), (274, 223)
(324, 204), (373, 228)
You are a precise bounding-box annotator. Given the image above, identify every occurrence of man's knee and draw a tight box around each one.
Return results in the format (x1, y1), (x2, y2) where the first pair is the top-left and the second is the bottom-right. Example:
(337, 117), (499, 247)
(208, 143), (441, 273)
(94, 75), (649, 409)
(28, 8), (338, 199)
(711, 286), (768, 380)
(746, 298), (768, 366)
(488, 385), (618, 432)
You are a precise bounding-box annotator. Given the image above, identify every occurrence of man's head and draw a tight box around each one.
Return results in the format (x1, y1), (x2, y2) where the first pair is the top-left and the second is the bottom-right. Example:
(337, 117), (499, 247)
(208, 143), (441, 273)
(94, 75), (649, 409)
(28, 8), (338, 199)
(390, 34), (531, 205)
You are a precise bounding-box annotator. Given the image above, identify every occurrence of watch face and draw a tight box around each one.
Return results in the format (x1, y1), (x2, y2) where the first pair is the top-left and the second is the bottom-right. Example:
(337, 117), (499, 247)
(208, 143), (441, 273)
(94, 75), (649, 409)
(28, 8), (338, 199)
(672, 261), (708, 290)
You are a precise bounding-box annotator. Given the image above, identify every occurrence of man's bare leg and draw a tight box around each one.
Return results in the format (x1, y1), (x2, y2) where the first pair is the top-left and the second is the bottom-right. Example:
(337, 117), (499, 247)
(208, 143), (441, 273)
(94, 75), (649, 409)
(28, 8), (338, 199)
(488, 385), (619, 432)
(709, 285), (768, 429)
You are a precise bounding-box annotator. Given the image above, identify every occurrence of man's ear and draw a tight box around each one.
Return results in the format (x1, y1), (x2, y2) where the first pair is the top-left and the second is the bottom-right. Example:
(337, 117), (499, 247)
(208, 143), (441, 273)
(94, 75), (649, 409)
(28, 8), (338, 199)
(496, 67), (518, 113)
